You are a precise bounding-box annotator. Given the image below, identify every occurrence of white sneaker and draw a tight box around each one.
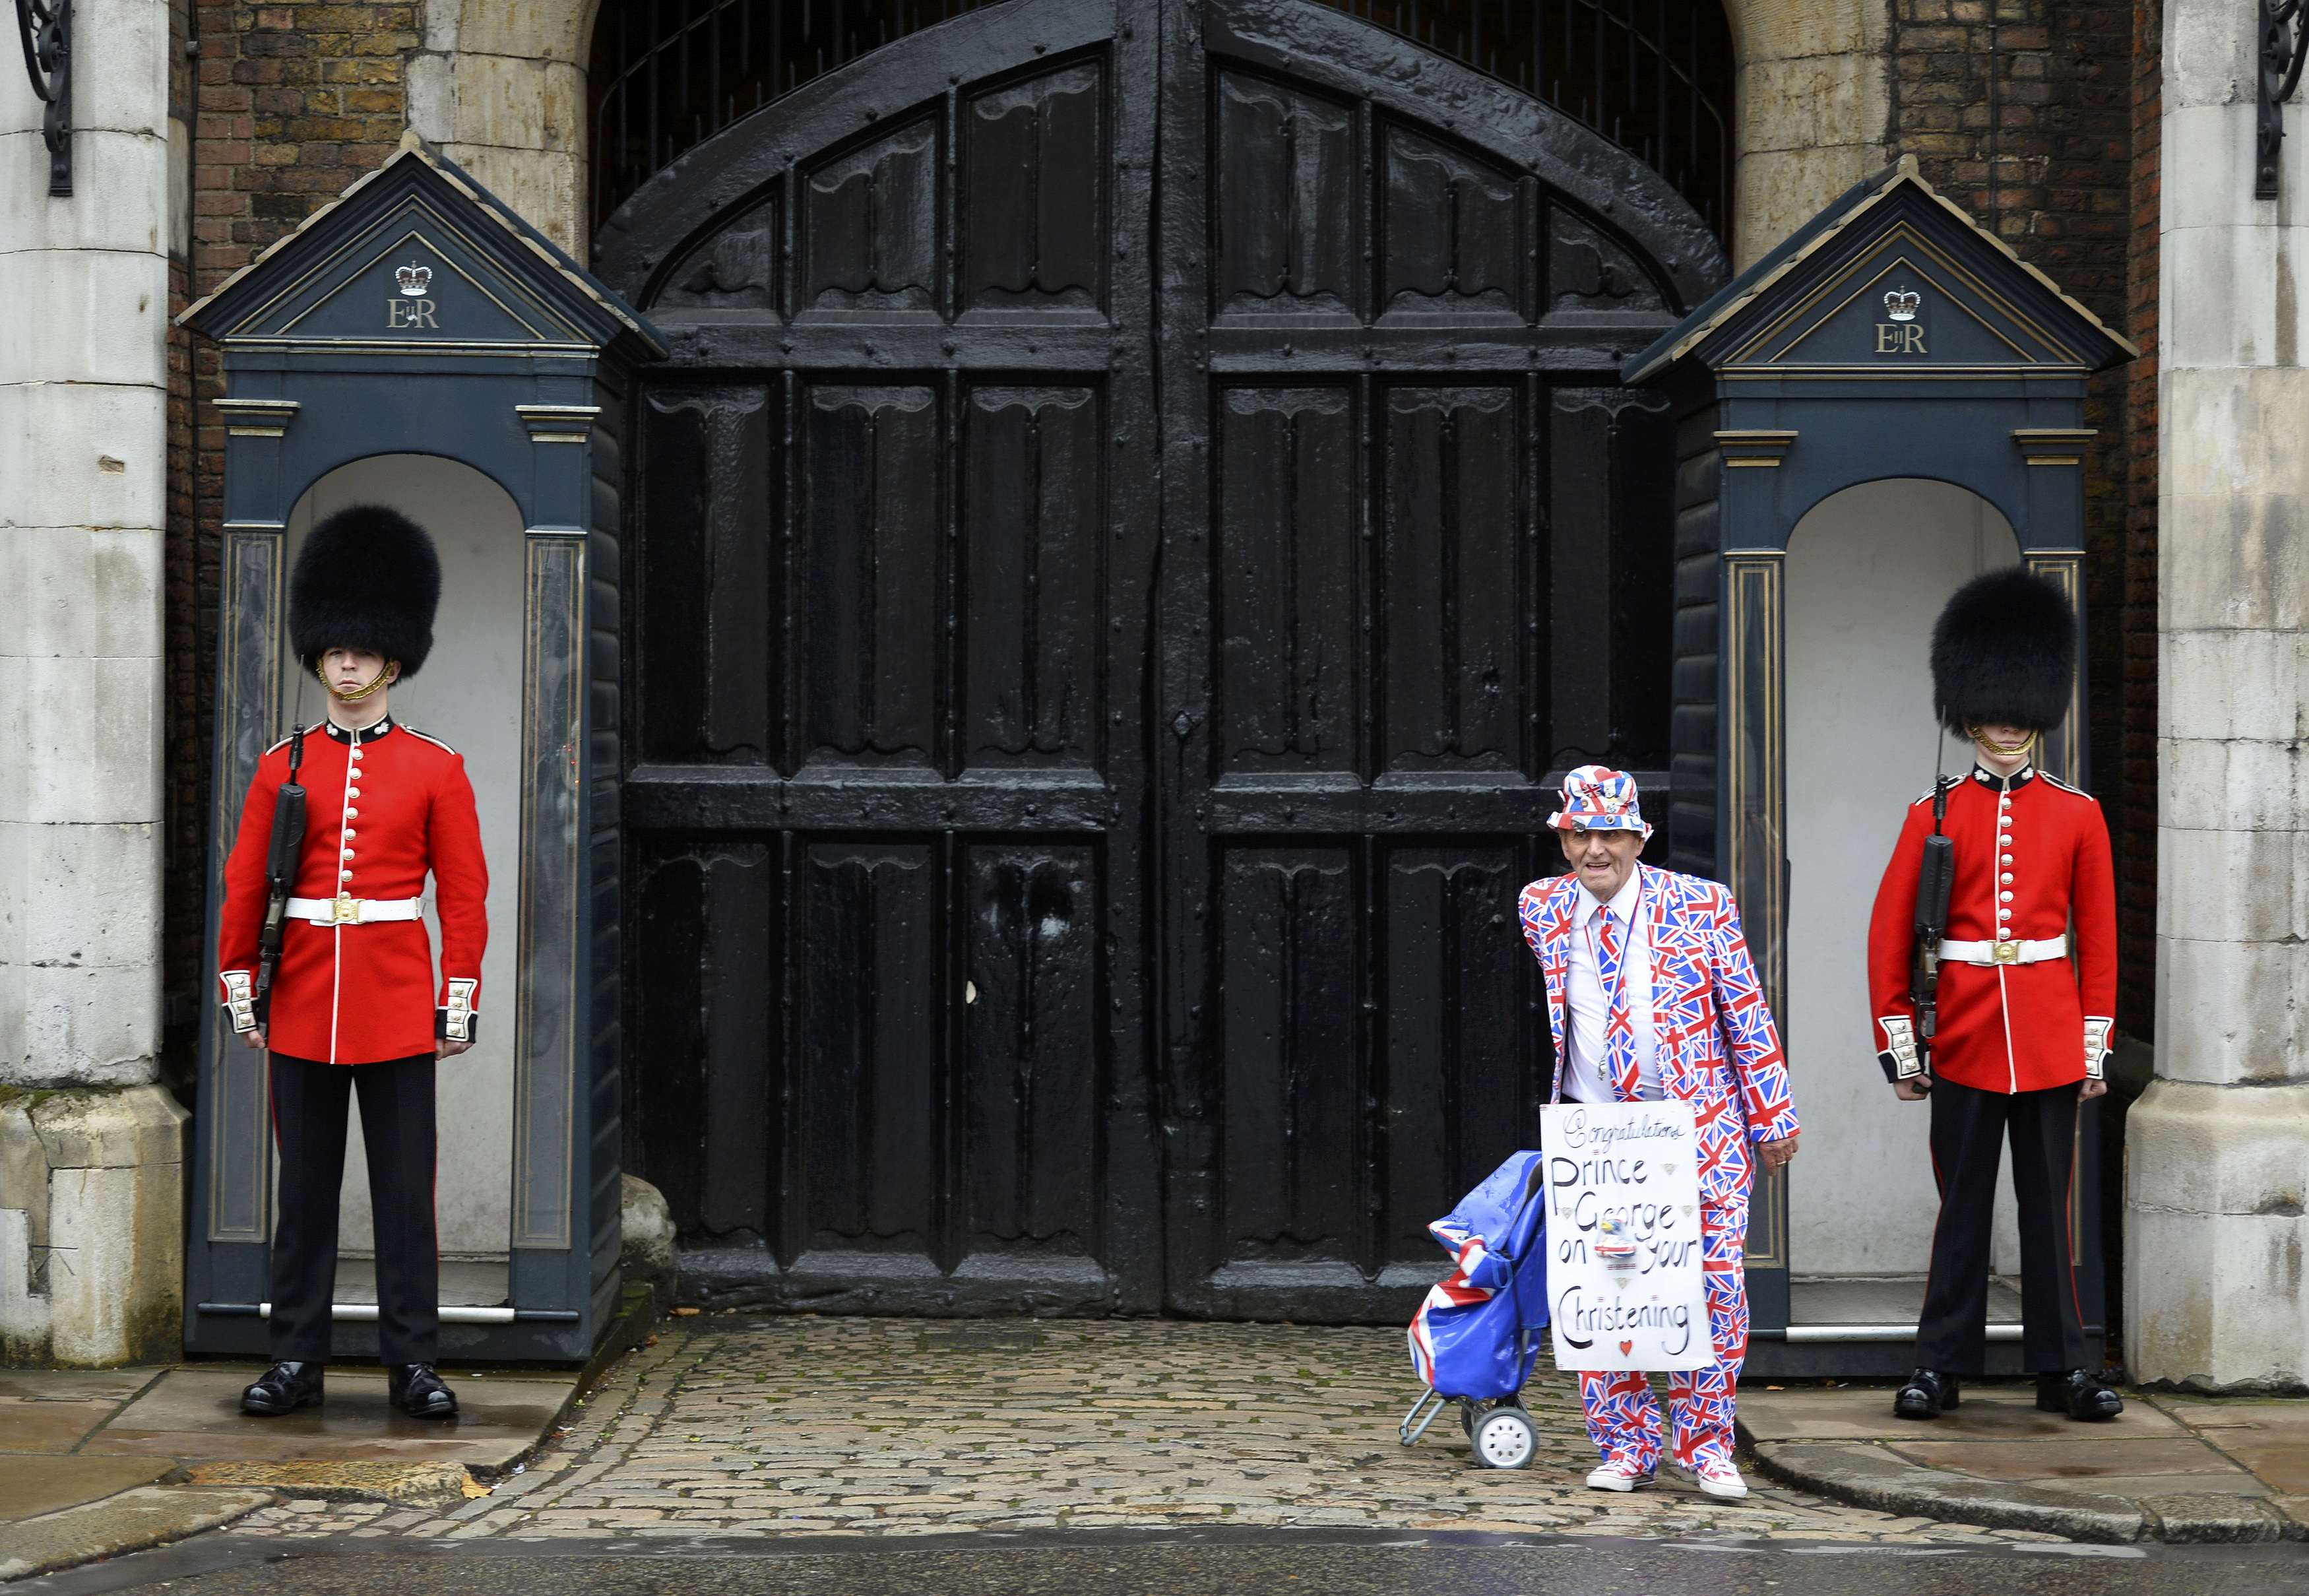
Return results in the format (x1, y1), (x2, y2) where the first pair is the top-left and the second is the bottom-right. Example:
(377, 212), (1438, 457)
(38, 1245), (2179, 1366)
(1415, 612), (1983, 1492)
(1584, 1459), (1657, 1492)
(1686, 1459), (1750, 1499)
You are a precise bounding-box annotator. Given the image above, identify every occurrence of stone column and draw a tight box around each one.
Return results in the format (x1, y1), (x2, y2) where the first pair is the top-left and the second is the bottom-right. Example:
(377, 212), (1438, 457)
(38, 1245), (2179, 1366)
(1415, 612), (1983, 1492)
(0, 0), (187, 1366)
(2129, 0), (2309, 1391)
(409, 2), (591, 260)
(1728, 0), (1891, 269)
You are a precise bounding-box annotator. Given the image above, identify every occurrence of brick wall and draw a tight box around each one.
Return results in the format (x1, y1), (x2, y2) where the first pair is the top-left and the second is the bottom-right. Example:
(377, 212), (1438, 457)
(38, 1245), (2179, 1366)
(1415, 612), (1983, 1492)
(2122, 1), (2159, 1039)
(164, 0), (198, 1086)
(165, 5), (422, 1033)
(1889, 0), (2153, 1034)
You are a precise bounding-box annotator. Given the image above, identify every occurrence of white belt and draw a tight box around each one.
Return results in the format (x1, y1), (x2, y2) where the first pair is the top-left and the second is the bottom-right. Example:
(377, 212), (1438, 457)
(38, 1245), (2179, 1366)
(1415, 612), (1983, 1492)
(286, 895), (424, 926)
(1939, 935), (2067, 967)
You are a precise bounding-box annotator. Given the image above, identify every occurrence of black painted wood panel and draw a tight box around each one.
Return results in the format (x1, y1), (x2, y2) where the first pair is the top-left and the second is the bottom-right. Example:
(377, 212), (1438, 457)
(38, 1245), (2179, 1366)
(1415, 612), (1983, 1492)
(1213, 71), (1359, 317)
(1217, 387), (1359, 773)
(800, 384), (943, 765)
(1379, 127), (1523, 321)
(637, 385), (776, 764)
(964, 62), (1107, 315)
(1218, 846), (1361, 1261)
(964, 843), (1102, 1256)
(1381, 844), (1538, 1264)
(800, 841), (943, 1255)
(627, 839), (779, 1244)
(656, 192), (780, 312)
(1379, 385), (1526, 774)
(804, 119), (942, 315)
(1550, 204), (1668, 314)
(965, 386), (1104, 769)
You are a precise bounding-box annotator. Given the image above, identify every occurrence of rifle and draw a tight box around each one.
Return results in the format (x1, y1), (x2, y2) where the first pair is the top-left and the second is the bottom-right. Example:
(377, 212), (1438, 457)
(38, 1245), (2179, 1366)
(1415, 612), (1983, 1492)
(252, 728), (308, 1031)
(1908, 776), (1955, 1089)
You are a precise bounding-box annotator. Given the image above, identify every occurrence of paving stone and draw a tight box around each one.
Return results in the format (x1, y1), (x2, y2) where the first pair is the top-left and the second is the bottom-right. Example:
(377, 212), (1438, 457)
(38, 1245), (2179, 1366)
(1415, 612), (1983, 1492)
(232, 1318), (2091, 1547)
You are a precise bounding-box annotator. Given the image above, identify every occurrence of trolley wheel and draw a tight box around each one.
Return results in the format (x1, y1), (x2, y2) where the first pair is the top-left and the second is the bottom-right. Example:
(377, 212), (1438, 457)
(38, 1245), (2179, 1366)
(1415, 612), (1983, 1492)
(1460, 1400), (1475, 1438)
(1471, 1403), (1537, 1470)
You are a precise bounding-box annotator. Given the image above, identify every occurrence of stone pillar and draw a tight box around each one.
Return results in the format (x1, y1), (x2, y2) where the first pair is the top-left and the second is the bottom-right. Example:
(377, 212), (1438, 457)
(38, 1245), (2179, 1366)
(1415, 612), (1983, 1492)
(409, 2), (591, 261)
(1728, 0), (1891, 269)
(2129, 0), (2309, 1391)
(0, 0), (187, 1366)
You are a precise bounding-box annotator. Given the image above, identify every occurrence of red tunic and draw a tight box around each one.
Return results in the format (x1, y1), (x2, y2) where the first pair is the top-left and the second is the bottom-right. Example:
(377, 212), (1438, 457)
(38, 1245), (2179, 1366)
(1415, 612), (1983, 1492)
(1866, 765), (2116, 1095)
(216, 718), (488, 1064)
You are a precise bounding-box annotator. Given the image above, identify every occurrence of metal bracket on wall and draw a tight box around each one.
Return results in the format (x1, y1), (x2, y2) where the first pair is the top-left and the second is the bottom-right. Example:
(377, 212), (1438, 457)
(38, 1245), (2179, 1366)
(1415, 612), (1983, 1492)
(10, 0), (69, 197)
(2261, 0), (2309, 198)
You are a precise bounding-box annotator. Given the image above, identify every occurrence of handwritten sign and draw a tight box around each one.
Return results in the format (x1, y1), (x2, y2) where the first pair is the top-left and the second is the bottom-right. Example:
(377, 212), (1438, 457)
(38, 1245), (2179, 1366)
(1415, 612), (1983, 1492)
(1540, 1101), (1710, 1372)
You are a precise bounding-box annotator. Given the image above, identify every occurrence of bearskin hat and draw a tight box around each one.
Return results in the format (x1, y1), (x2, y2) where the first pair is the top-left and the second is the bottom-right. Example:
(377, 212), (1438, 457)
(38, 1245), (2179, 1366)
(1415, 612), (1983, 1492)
(288, 505), (441, 678)
(1928, 566), (2075, 734)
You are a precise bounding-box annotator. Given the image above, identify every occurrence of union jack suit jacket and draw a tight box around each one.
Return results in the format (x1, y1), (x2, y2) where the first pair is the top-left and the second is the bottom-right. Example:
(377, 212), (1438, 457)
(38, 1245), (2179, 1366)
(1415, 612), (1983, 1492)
(1518, 864), (1800, 1203)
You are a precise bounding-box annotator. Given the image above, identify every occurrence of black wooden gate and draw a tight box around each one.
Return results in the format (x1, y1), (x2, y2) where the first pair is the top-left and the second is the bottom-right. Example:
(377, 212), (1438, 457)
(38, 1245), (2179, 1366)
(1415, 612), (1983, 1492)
(594, 0), (1722, 1320)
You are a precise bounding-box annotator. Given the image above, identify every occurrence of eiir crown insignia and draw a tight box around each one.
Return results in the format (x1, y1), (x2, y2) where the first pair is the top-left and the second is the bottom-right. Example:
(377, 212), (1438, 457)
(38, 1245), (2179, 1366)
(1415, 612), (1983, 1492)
(396, 262), (433, 297)
(1883, 288), (1920, 322)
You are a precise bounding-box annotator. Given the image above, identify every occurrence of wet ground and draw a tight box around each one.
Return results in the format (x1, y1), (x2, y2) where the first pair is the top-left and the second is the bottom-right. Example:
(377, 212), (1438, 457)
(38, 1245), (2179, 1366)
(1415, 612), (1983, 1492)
(18, 1526), (2306, 1596)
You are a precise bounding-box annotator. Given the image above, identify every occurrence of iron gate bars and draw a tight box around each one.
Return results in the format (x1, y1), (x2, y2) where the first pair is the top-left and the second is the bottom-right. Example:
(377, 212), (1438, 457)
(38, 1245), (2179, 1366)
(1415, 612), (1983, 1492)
(586, 1), (1734, 243)
(10, 0), (69, 197)
(1317, 1), (1732, 239)
(2260, 0), (2308, 198)
(589, 0), (1016, 232)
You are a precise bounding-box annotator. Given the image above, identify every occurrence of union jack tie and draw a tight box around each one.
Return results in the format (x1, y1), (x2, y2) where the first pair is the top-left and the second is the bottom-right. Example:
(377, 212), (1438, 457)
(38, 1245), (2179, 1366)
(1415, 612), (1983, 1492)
(1588, 903), (1643, 1104)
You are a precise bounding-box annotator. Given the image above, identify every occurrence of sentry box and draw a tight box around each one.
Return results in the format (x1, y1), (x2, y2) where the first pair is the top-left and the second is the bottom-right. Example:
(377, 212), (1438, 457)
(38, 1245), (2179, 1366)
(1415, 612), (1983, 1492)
(179, 133), (664, 1362)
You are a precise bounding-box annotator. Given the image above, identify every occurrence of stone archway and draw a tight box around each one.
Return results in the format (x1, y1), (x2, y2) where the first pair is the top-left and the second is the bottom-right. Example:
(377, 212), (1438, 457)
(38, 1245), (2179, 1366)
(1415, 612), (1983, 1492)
(417, 0), (1891, 271)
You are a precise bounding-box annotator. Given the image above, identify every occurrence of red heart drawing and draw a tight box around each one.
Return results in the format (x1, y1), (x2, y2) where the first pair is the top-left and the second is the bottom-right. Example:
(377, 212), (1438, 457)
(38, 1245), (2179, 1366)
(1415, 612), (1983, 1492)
(1618, 1339), (1634, 1356)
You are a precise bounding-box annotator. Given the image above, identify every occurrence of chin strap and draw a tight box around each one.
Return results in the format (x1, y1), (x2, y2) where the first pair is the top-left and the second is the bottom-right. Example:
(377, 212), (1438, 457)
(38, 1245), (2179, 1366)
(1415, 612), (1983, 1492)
(319, 659), (400, 703)
(1967, 724), (2040, 761)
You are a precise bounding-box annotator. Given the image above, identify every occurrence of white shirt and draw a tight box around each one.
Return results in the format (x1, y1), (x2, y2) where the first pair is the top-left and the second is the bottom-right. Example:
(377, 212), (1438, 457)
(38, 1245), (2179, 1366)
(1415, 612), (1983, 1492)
(1562, 864), (1662, 1104)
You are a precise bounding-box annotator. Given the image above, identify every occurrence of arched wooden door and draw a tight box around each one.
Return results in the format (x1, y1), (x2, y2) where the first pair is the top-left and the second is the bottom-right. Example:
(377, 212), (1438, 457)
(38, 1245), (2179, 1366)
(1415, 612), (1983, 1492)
(594, 0), (1723, 1320)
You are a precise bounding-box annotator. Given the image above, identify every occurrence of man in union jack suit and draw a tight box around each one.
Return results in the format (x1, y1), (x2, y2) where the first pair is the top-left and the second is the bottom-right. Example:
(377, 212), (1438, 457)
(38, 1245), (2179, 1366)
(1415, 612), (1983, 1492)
(217, 506), (488, 1420)
(1868, 568), (2122, 1423)
(1519, 767), (1801, 1500)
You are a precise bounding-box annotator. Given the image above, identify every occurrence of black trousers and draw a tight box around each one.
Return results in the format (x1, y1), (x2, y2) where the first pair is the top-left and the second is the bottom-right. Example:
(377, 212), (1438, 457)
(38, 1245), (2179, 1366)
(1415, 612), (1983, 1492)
(269, 1052), (439, 1365)
(1916, 1077), (2090, 1375)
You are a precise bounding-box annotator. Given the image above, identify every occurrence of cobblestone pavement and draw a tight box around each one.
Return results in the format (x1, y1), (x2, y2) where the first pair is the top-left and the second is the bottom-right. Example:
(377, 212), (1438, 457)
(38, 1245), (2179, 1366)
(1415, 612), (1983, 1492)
(231, 1318), (2068, 1545)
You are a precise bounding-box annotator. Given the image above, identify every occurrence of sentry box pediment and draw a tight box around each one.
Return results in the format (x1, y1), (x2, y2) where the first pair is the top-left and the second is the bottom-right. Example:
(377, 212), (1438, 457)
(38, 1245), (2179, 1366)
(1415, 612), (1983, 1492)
(185, 131), (662, 363)
(176, 135), (661, 1364)
(1627, 156), (2134, 392)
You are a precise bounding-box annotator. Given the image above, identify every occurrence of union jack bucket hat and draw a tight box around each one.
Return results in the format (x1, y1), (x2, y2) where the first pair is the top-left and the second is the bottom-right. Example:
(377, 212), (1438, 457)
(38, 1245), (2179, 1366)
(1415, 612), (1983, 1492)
(1547, 764), (1653, 841)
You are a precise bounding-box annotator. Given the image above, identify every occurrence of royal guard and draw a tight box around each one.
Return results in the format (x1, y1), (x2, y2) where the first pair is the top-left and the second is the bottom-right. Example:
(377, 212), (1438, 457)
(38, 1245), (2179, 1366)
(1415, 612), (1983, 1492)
(1519, 767), (1802, 1500)
(216, 506), (488, 1420)
(1867, 568), (2121, 1422)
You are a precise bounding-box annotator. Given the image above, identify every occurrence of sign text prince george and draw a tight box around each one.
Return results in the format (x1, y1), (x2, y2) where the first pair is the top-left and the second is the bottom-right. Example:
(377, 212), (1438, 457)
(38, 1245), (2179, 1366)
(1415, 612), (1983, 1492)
(1540, 1101), (1711, 1372)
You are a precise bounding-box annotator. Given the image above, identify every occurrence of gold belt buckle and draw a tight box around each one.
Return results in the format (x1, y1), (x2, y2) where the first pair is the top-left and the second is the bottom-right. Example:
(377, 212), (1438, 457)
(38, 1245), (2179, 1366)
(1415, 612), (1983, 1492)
(1991, 940), (2020, 964)
(329, 895), (364, 925)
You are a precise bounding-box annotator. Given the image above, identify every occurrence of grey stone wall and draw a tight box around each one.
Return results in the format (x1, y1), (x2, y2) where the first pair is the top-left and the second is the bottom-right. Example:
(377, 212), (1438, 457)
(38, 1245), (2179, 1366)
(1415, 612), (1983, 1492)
(2129, 0), (2309, 1391)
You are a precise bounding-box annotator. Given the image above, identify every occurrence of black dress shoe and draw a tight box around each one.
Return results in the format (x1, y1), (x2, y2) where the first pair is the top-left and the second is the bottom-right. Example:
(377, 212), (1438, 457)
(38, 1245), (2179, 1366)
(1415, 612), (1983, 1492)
(388, 1362), (459, 1420)
(2037, 1368), (2124, 1420)
(241, 1360), (325, 1416)
(1893, 1367), (1960, 1419)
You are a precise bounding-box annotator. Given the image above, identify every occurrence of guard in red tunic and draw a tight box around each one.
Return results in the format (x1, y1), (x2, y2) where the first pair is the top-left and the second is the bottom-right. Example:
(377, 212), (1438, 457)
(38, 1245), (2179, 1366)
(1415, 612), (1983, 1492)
(216, 506), (486, 1420)
(1866, 568), (2121, 1423)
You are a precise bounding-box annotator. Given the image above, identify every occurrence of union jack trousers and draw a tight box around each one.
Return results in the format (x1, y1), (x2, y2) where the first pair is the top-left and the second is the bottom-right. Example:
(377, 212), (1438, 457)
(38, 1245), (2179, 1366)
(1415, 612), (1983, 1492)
(1579, 1196), (1751, 1471)
(1518, 862), (1799, 1473)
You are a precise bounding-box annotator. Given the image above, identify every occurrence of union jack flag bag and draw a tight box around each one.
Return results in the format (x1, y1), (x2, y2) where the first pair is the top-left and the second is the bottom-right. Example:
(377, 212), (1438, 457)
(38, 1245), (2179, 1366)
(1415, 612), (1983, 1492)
(1407, 1150), (1550, 1401)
